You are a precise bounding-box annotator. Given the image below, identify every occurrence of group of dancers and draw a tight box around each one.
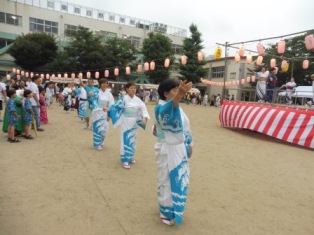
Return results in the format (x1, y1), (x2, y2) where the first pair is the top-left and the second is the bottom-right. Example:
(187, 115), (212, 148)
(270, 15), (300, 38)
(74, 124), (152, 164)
(62, 78), (193, 226)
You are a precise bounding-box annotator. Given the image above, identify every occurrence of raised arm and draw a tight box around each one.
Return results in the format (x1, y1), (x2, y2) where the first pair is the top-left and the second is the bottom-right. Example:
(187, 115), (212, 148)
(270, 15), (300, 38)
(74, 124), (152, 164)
(173, 80), (193, 107)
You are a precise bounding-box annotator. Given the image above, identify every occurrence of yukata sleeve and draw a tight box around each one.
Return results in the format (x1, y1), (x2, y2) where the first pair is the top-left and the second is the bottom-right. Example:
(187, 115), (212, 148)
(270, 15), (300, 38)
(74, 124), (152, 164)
(155, 99), (184, 144)
(90, 88), (99, 110)
(182, 111), (193, 158)
(7, 100), (15, 113)
(109, 97), (125, 127)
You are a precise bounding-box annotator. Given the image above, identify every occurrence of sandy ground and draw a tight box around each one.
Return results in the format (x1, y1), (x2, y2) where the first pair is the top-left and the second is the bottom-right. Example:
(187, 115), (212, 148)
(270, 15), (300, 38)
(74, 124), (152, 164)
(1, 101), (314, 235)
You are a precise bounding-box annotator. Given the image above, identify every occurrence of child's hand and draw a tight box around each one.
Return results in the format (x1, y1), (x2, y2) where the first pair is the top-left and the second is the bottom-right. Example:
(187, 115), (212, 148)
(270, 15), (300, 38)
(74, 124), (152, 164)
(141, 118), (147, 125)
(179, 80), (193, 96)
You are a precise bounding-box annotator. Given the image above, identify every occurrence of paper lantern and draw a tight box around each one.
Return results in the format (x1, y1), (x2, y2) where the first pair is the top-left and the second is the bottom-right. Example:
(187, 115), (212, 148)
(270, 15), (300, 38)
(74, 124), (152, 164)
(137, 64), (142, 73)
(95, 71), (99, 79)
(238, 45), (245, 57)
(236, 80), (240, 85)
(277, 40), (286, 54)
(252, 76), (256, 82)
(150, 61), (155, 70)
(25, 72), (29, 77)
(12, 68), (16, 73)
(256, 43), (265, 56)
(303, 60), (309, 69)
(71, 73), (75, 79)
(232, 81), (236, 85)
(30, 72), (34, 78)
(58, 74), (61, 79)
(78, 72), (83, 79)
(144, 62), (149, 71)
(6, 74), (11, 80)
(104, 70), (109, 77)
(114, 68), (119, 76)
(197, 51), (204, 61)
(241, 78), (245, 84)
(234, 52), (240, 63)
(282, 63), (289, 72)
(181, 55), (187, 65)
(21, 70), (25, 76)
(214, 47), (222, 59)
(305, 34), (314, 51)
(86, 72), (91, 78)
(51, 74), (55, 79)
(246, 54), (252, 64)
(111, 84), (115, 88)
(270, 58), (276, 67)
(46, 74), (50, 79)
(17, 69), (20, 75)
(281, 60), (287, 69)
(246, 77), (250, 83)
(64, 73), (68, 79)
(126, 66), (131, 75)
(40, 74), (44, 79)
(164, 58), (170, 68)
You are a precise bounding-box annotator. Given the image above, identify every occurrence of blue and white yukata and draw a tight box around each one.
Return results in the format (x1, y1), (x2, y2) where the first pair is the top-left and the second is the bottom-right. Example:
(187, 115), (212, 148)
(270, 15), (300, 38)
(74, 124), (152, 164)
(23, 98), (32, 125)
(154, 99), (193, 225)
(92, 89), (114, 149)
(77, 87), (88, 119)
(256, 72), (268, 102)
(110, 94), (150, 164)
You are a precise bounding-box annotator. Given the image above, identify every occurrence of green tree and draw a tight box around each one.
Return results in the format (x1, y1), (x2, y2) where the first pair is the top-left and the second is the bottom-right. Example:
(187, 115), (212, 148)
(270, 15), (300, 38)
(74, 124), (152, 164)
(179, 24), (207, 84)
(250, 31), (314, 87)
(141, 32), (175, 84)
(8, 32), (57, 71)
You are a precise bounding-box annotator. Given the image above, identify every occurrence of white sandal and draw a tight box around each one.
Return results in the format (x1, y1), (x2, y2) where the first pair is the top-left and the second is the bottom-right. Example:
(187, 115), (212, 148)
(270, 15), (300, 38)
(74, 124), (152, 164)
(123, 162), (131, 169)
(96, 146), (103, 151)
(161, 217), (174, 226)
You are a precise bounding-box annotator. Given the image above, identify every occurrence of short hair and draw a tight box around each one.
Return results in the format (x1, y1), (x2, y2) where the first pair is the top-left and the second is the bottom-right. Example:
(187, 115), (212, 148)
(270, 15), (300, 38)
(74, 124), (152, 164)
(7, 89), (16, 98)
(32, 75), (41, 82)
(270, 67), (276, 72)
(157, 79), (179, 100)
(98, 78), (109, 86)
(38, 86), (44, 93)
(23, 89), (32, 97)
(125, 81), (135, 89)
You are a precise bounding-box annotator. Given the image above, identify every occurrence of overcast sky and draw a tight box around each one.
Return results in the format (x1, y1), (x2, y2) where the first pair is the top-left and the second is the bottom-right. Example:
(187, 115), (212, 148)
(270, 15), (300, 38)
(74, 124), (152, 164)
(76, 0), (313, 56)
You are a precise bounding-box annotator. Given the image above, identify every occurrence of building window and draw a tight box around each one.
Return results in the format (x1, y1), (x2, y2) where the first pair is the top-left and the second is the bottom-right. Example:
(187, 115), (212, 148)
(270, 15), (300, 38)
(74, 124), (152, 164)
(109, 14), (115, 22)
(47, 0), (54, 9)
(120, 17), (125, 24)
(0, 38), (14, 49)
(95, 30), (117, 42)
(230, 72), (236, 79)
(123, 35), (141, 49)
(0, 12), (22, 26)
(130, 19), (135, 25)
(74, 7), (80, 14)
(172, 44), (182, 54)
(98, 13), (104, 19)
(86, 10), (92, 16)
(212, 66), (225, 78)
(64, 24), (77, 37)
(29, 17), (58, 34)
(61, 4), (68, 11)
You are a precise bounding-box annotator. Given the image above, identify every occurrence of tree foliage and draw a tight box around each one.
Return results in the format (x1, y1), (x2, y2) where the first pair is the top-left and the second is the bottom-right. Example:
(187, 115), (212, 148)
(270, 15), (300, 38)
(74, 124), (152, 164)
(8, 32), (57, 71)
(141, 32), (175, 84)
(252, 31), (314, 87)
(179, 24), (207, 84)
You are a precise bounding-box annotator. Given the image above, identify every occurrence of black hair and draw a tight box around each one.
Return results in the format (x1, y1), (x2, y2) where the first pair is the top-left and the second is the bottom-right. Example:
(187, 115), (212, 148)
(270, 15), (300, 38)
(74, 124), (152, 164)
(125, 81), (135, 90)
(12, 84), (20, 90)
(38, 86), (44, 93)
(157, 79), (179, 100)
(270, 67), (276, 72)
(98, 78), (109, 86)
(7, 89), (16, 98)
(32, 75), (40, 82)
(23, 89), (32, 98)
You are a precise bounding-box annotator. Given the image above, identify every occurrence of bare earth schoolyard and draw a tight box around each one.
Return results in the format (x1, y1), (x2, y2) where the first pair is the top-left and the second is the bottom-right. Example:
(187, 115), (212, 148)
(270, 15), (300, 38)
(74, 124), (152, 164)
(1, 102), (314, 235)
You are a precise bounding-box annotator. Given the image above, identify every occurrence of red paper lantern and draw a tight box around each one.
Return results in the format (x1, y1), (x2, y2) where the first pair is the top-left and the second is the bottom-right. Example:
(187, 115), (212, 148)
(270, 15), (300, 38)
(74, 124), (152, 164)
(197, 51), (203, 61)
(234, 52), (240, 63)
(104, 70), (109, 77)
(144, 62), (149, 71)
(95, 71), (99, 79)
(303, 60), (309, 69)
(181, 55), (187, 65)
(246, 54), (252, 64)
(256, 43), (265, 56)
(137, 64), (142, 73)
(238, 45), (245, 57)
(86, 72), (91, 79)
(150, 61), (155, 70)
(114, 68), (119, 76)
(270, 58), (276, 67)
(256, 56), (263, 66)
(305, 34), (314, 51)
(126, 66), (131, 75)
(277, 40), (286, 54)
(164, 58), (170, 67)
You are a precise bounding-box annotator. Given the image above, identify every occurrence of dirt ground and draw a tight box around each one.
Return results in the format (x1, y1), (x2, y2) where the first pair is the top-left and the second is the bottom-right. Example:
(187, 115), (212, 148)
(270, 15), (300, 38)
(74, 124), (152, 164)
(1, 101), (314, 235)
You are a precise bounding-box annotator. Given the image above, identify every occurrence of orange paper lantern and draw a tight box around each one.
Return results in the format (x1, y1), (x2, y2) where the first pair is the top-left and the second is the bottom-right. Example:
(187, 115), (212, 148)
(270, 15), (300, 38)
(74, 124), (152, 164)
(181, 55), (187, 65)
(246, 54), (252, 64)
(256, 56), (263, 66)
(238, 45), (245, 57)
(270, 58), (276, 67)
(256, 43), (265, 56)
(277, 40), (286, 54)
(235, 52), (240, 63)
